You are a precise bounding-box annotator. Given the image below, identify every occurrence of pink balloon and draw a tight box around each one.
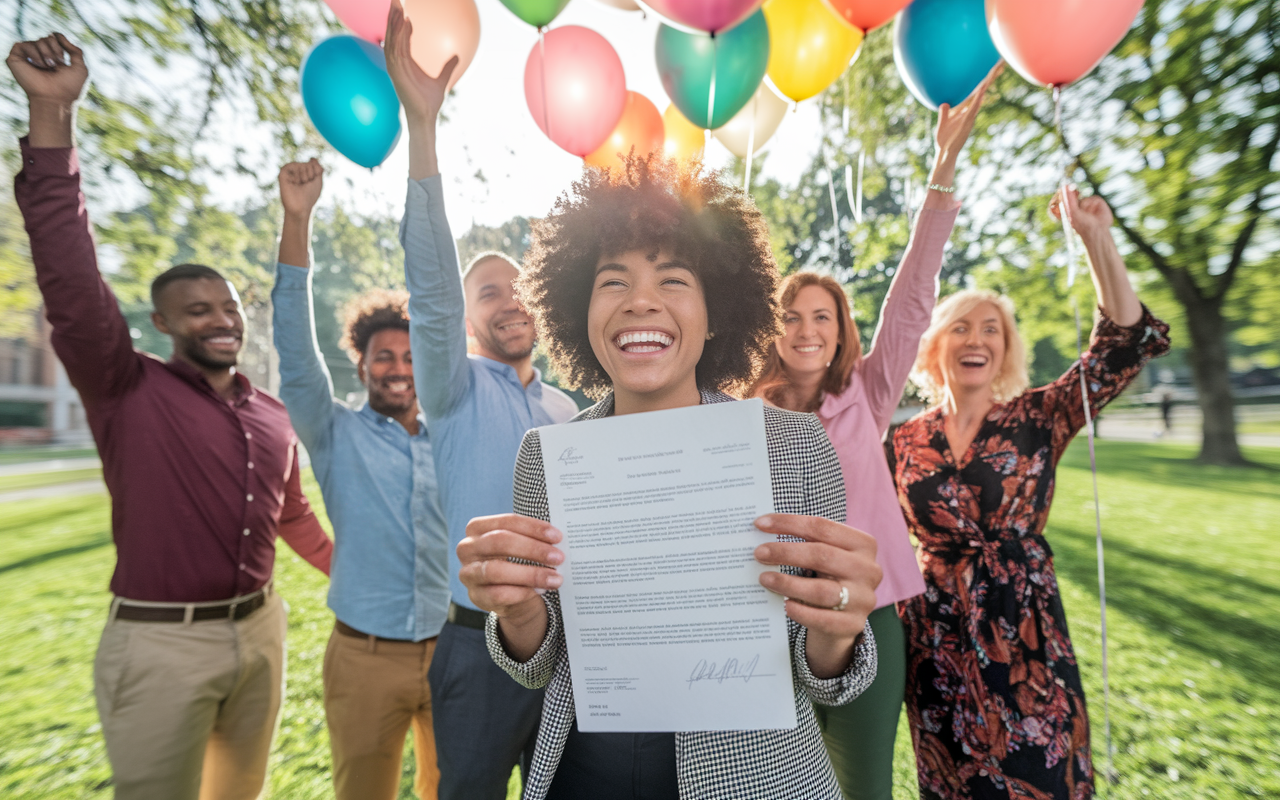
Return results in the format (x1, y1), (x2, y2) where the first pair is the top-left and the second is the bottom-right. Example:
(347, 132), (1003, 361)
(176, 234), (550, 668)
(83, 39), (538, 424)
(324, 0), (391, 43)
(524, 27), (627, 157)
(405, 0), (480, 91)
(644, 0), (763, 34)
(986, 0), (1144, 88)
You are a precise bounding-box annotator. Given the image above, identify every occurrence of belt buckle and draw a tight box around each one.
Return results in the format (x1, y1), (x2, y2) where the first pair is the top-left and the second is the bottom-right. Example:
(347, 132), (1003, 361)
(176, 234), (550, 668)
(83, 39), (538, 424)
(228, 598), (241, 620)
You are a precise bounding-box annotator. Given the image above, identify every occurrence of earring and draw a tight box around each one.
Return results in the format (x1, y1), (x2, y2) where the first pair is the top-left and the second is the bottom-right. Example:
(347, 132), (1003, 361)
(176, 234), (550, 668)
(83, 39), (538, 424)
(825, 361), (831, 368)
(706, 331), (715, 340)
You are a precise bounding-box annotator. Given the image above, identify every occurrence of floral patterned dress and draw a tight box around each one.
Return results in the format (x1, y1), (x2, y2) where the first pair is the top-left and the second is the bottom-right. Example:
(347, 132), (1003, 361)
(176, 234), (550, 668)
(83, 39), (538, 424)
(888, 307), (1170, 800)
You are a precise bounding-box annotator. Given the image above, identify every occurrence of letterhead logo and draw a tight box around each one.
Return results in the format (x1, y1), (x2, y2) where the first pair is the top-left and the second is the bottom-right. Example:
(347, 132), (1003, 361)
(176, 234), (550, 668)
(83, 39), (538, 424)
(558, 447), (583, 466)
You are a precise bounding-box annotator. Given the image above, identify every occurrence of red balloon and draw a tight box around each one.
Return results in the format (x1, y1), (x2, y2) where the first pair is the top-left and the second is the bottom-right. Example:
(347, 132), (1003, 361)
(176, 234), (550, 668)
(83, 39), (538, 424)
(584, 92), (665, 170)
(986, 0), (1144, 88)
(644, 0), (763, 34)
(820, 0), (911, 32)
(524, 27), (627, 157)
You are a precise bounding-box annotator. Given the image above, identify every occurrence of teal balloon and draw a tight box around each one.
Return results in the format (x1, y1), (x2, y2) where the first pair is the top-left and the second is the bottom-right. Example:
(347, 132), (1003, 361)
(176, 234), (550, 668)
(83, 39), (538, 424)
(499, 0), (572, 28)
(301, 36), (401, 168)
(655, 10), (769, 130)
(893, 0), (999, 110)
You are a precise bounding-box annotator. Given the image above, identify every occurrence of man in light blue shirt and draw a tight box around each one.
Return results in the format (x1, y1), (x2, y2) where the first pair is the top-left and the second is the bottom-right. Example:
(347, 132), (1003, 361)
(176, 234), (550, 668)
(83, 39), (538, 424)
(271, 158), (450, 800)
(384, 17), (579, 800)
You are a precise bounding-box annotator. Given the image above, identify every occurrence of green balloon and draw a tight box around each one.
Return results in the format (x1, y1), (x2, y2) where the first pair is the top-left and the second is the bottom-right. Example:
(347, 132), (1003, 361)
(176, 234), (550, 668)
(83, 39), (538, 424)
(655, 11), (770, 130)
(498, 0), (572, 28)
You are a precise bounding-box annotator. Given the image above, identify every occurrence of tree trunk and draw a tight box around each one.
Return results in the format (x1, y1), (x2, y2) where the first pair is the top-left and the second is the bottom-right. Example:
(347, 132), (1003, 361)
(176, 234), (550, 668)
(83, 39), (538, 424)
(1180, 294), (1247, 465)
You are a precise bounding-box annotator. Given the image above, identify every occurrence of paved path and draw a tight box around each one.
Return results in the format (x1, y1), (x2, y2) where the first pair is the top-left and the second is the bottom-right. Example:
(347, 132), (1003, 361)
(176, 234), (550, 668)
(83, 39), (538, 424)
(0, 457), (101, 478)
(0, 478), (106, 504)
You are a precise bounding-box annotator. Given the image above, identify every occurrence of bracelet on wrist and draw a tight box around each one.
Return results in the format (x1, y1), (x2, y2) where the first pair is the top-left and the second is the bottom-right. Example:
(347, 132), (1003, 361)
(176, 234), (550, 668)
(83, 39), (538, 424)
(927, 183), (956, 194)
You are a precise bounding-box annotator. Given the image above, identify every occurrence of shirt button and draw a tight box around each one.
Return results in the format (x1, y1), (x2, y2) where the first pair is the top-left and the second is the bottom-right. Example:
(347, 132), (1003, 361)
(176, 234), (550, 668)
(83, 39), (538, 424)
(245, 432), (252, 440)
(247, 462), (254, 469)
(238, 563), (246, 571)
(246, 494), (254, 502)
(242, 528), (251, 536)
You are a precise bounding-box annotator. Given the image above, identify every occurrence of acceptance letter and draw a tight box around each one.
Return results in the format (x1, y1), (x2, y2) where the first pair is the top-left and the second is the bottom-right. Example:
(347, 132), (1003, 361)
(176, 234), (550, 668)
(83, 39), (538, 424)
(538, 399), (797, 732)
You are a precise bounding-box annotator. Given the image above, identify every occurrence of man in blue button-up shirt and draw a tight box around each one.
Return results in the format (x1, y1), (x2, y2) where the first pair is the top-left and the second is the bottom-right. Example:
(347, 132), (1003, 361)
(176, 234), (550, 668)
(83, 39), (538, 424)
(384, 12), (579, 799)
(271, 158), (450, 800)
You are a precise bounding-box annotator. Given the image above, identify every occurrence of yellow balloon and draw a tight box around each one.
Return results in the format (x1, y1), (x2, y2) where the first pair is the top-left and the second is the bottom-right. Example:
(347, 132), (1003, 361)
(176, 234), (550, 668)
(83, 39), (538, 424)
(762, 0), (864, 102)
(662, 104), (705, 162)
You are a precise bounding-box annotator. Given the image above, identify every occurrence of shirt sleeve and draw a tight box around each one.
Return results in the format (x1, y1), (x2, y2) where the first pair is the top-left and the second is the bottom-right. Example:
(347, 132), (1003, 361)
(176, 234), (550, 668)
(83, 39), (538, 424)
(400, 175), (471, 420)
(484, 428), (564, 688)
(276, 444), (333, 575)
(1039, 304), (1171, 458)
(13, 139), (140, 405)
(271, 263), (337, 455)
(858, 205), (959, 436)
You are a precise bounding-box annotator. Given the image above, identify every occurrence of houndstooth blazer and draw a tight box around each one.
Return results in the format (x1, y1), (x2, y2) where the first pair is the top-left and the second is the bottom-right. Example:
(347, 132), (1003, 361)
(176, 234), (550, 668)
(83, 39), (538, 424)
(485, 389), (878, 800)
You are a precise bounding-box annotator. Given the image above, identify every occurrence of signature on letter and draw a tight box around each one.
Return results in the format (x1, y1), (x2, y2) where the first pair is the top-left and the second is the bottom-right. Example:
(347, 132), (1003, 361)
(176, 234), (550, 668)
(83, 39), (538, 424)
(558, 447), (583, 466)
(686, 654), (762, 689)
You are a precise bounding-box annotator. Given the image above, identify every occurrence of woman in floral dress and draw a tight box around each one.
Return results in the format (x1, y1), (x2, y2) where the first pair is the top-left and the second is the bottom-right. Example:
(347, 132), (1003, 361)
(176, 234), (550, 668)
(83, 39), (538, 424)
(887, 187), (1170, 800)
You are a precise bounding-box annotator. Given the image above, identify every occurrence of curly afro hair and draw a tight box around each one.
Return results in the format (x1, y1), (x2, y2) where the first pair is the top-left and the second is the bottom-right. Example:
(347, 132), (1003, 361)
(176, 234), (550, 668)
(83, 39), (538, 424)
(339, 288), (411, 362)
(517, 155), (781, 400)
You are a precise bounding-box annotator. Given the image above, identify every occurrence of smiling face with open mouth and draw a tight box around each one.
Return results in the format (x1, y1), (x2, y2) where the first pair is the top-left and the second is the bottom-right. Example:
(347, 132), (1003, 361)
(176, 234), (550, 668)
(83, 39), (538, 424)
(361, 328), (417, 418)
(152, 276), (245, 371)
(939, 300), (1007, 397)
(465, 257), (536, 362)
(777, 284), (840, 380)
(587, 247), (708, 414)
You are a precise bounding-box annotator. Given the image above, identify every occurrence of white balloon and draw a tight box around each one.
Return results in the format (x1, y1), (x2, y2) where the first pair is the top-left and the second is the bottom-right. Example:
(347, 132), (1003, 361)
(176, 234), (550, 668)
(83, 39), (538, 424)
(711, 82), (790, 159)
(594, 0), (643, 10)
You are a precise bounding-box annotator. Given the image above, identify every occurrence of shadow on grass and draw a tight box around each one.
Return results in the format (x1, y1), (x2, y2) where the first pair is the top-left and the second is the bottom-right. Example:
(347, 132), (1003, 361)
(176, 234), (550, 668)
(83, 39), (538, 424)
(0, 496), (108, 536)
(1050, 524), (1280, 694)
(0, 533), (111, 575)
(1062, 441), (1280, 498)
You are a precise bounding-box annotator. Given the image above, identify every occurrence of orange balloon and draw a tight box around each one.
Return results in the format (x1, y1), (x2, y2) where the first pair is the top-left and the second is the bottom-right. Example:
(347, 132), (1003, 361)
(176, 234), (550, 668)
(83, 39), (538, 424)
(584, 92), (665, 170)
(662, 103), (705, 162)
(820, 0), (910, 32)
(405, 0), (481, 91)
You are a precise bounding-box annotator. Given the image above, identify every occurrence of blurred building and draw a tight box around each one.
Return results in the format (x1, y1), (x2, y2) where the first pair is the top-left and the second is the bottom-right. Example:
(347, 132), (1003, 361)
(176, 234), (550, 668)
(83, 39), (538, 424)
(0, 308), (90, 446)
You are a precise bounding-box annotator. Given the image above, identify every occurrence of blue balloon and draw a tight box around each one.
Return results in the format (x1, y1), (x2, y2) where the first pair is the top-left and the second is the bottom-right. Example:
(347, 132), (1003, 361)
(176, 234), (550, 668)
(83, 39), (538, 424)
(301, 36), (401, 169)
(893, 0), (1000, 111)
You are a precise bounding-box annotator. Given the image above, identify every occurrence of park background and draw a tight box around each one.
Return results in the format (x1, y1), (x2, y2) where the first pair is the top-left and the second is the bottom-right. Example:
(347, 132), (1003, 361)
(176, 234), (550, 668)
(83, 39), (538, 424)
(0, 0), (1277, 797)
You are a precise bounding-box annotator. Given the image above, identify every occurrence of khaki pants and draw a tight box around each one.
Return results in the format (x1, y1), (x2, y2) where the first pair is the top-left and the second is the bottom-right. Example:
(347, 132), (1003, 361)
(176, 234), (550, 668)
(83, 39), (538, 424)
(323, 625), (440, 800)
(93, 591), (288, 800)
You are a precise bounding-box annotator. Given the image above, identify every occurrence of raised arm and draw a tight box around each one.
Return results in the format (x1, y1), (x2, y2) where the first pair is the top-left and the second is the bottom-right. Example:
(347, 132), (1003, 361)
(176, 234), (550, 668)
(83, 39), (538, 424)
(860, 64), (1000, 434)
(384, 0), (469, 419)
(9, 34), (140, 404)
(1051, 186), (1142, 327)
(271, 159), (336, 452)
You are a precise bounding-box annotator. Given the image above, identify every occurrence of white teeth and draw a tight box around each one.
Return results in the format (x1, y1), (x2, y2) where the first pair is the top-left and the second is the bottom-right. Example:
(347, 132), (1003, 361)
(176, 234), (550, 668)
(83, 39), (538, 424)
(795, 345), (822, 353)
(615, 331), (674, 349)
(959, 355), (987, 366)
(207, 336), (237, 344)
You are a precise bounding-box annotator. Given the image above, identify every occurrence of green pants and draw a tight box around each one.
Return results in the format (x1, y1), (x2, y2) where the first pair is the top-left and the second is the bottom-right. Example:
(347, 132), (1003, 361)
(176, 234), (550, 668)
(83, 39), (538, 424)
(814, 604), (906, 800)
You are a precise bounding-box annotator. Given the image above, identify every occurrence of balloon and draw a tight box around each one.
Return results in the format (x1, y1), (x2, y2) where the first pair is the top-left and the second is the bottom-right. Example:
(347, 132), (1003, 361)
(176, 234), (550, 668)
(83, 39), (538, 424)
(986, 0), (1143, 88)
(595, 0), (642, 9)
(404, 0), (480, 91)
(644, 0), (763, 34)
(662, 104), (706, 161)
(712, 81), (789, 157)
(301, 36), (402, 168)
(585, 92), (665, 170)
(525, 27), (627, 156)
(499, 0), (572, 28)
(655, 10), (770, 129)
(819, 0), (911, 32)
(322, 0), (391, 43)
(893, 0), (999, 110)
(763, 0), (863, 102)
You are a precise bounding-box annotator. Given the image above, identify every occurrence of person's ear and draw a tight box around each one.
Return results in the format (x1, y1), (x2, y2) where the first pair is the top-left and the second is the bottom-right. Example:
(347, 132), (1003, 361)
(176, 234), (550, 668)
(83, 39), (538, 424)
(357, 356), (368, 386)
(151, 310), (171, 335)
(464, 316), (475, 337)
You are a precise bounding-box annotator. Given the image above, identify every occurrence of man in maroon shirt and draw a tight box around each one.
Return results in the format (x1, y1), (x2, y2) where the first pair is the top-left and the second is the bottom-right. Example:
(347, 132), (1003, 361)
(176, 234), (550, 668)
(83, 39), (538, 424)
(8, 33), (333, 800)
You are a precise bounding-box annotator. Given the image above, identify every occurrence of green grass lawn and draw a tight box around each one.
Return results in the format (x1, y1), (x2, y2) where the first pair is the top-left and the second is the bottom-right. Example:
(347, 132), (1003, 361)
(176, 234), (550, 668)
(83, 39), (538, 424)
(0, 447), (98, 466)
(0, 467), (102, 493)
(0, 440), (1276, 799)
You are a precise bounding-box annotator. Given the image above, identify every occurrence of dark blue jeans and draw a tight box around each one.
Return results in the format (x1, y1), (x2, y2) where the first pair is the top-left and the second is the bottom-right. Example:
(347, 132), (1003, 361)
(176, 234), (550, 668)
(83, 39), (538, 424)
(429, 621), (544, 800)
(545, 723), (677, 800)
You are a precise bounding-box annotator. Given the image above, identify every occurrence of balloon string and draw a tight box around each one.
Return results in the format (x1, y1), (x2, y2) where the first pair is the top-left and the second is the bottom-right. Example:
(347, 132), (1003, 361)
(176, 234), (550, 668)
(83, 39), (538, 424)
(743, 93), (757, 193)
(1059, 83), (1116, 788)
(706, 34), (718, 129)
(538, 28), (551, 141)
(1073, 298), (1117, 788)
(826, 159), (840, 273)
(846, 148), (864, 225)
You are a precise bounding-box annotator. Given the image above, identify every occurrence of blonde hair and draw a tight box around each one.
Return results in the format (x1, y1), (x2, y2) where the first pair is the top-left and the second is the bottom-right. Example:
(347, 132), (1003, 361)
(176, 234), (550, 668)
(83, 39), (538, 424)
(748, 272), (862, 412)
(911, 289), (1029, 406)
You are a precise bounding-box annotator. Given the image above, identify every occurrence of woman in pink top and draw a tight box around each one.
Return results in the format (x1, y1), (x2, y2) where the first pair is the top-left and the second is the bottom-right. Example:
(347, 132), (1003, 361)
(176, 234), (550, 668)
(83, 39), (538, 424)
(749, 66), (1000, 800)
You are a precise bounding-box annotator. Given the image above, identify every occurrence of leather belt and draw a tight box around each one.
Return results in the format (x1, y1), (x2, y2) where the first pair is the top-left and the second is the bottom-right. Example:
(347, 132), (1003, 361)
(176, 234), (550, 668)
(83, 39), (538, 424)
(447, 601), (489, 631)
(112, 585), (269, 623)
(335, 619), (416, 643)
